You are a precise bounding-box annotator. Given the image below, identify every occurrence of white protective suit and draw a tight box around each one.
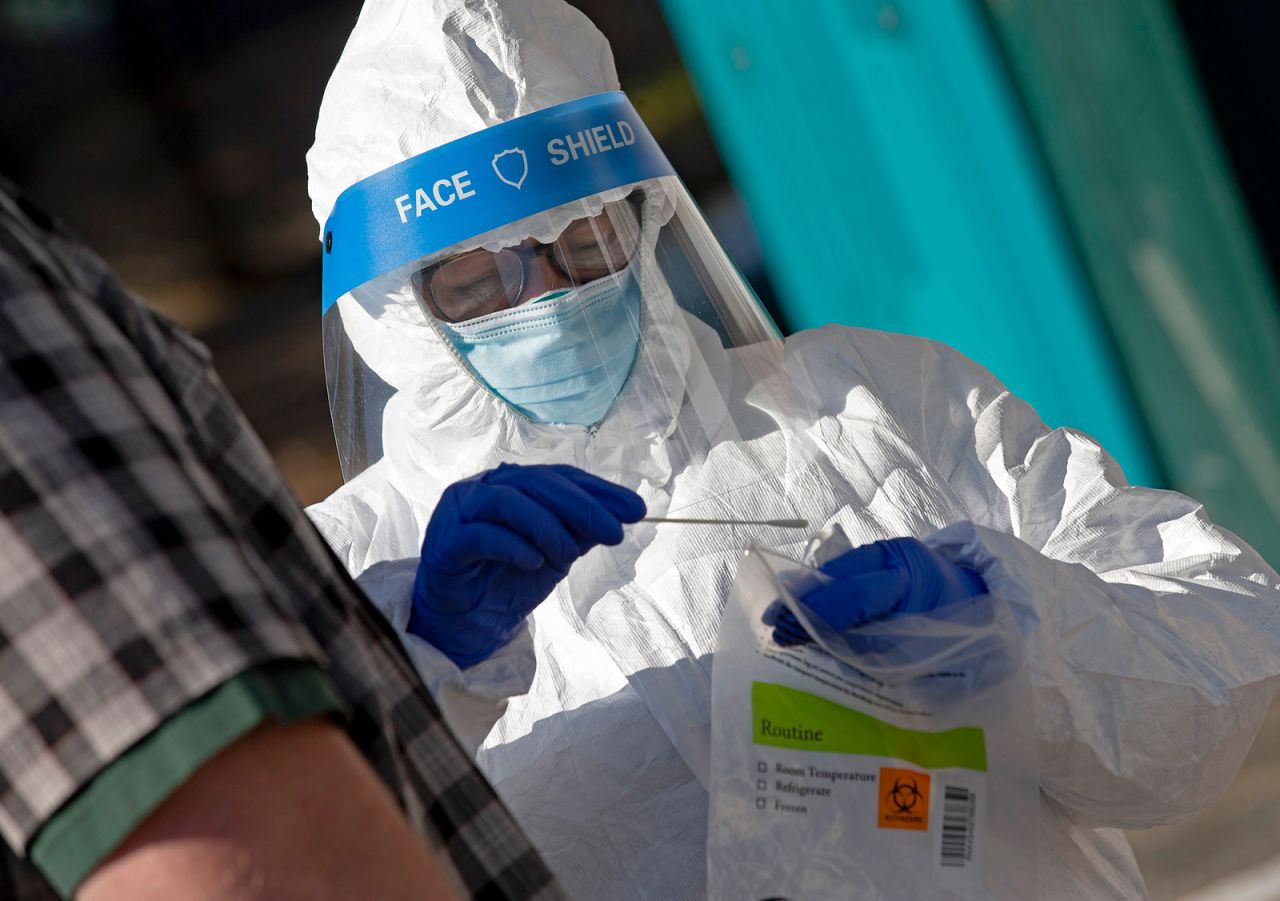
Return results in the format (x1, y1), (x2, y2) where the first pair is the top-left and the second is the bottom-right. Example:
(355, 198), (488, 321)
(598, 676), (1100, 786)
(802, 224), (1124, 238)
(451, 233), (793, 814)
(306, 1), (1280, 898)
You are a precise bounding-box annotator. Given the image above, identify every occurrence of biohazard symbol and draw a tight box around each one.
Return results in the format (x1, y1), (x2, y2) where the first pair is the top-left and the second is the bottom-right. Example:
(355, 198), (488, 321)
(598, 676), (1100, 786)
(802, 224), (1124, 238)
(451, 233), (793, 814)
(888, 775), (924, 813)
(877, 767), (930, 830)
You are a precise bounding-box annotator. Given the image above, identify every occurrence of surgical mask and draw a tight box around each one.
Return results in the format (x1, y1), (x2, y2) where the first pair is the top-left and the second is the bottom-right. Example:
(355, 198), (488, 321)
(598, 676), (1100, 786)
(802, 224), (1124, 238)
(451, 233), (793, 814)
(439, 269), (643, 426)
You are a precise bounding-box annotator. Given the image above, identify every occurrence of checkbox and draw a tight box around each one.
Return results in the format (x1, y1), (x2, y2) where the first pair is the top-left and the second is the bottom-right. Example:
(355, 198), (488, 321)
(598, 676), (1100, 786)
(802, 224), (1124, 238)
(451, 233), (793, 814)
(756, 779), (767, 791)
(756, 797), (767, 809)
(757, 761), (768, 773)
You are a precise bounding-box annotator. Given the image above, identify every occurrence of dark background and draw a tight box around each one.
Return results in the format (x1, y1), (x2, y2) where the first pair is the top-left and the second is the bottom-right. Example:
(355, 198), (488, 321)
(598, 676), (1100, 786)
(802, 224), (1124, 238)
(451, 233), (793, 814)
(0, 0), (769, 503)
(2, 2), (1279, 897)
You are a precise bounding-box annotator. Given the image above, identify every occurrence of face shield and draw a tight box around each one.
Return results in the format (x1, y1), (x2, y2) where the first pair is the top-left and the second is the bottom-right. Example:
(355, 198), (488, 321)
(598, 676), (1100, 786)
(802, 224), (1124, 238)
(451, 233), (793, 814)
(321, 92), (817, 524)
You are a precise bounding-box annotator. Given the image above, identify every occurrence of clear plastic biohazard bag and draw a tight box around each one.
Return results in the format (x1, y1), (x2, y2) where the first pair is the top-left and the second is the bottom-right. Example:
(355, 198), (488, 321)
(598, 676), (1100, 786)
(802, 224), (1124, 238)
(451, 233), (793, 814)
(707, 528), (1039, 900)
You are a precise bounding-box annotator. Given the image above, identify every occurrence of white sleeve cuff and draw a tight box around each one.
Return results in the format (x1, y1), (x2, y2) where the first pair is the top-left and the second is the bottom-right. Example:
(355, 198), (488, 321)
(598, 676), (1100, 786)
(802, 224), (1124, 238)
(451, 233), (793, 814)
(355, 557), (538, 757)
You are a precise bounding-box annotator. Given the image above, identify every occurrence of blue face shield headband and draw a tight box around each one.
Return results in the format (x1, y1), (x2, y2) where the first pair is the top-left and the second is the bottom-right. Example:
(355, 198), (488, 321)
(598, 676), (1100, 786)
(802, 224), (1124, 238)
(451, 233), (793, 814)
(320, 92), (676, 315)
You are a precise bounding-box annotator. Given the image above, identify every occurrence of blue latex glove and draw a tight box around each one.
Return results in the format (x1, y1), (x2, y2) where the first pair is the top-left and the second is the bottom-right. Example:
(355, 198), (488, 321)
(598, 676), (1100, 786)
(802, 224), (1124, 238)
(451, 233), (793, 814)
(764, 537), (986, 646)
(409, 462), (646, 667)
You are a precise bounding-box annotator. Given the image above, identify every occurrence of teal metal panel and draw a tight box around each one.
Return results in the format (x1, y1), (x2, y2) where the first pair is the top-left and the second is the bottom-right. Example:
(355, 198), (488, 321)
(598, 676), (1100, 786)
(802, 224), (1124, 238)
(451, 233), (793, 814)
(658, 0), (1159, 487)
(982, 0), (1280, 564)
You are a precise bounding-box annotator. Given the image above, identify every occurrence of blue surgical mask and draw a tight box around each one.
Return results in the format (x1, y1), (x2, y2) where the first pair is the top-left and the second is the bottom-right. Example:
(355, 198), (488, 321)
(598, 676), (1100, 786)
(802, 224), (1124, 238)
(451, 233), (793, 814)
(439, 270), (643, 426)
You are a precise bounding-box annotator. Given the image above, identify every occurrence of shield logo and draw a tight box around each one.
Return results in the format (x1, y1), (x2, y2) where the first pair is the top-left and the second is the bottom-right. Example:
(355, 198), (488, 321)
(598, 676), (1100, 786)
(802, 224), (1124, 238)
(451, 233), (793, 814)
(491, 147), (528, 190)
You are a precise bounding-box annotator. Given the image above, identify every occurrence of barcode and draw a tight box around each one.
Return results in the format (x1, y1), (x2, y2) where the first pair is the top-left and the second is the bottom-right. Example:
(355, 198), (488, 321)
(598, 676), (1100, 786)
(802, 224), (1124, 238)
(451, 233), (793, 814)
(940, 785), (975, 868)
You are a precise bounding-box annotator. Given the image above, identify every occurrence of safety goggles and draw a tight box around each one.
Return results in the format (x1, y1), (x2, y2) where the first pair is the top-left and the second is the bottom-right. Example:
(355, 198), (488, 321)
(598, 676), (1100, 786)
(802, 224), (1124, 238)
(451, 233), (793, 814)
(412, 191), (644, 324)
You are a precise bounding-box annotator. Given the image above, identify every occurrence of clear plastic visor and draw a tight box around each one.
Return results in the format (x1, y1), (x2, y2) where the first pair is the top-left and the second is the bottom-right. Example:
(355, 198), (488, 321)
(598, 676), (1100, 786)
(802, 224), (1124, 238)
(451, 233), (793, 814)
(323, 174), (784, 483)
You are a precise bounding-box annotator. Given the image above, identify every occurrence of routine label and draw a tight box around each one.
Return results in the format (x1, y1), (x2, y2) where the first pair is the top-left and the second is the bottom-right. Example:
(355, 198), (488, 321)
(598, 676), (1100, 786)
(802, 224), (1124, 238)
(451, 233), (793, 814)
(746, 682), (988, 892)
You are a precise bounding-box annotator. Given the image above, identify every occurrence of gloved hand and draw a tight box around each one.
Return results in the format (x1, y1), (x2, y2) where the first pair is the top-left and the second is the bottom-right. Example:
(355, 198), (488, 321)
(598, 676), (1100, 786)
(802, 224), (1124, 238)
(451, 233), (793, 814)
(409, 462), (646, 668)
(764, 537), (986, 646)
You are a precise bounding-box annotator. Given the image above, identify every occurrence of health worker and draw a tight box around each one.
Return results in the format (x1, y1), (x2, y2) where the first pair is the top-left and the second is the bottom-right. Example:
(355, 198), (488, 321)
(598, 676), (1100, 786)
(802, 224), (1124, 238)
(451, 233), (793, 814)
(305, 1), (1280, 898)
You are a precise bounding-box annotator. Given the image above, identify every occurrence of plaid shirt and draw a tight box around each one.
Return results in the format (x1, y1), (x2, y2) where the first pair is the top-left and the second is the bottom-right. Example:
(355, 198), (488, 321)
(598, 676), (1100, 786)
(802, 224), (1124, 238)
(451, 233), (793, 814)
(0, 178), (563, 899)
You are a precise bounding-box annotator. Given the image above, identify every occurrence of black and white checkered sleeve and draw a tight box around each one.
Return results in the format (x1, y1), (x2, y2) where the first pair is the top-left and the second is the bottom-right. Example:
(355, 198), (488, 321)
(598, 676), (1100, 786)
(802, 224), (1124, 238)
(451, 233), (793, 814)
(0, 187), (327, 858)
(1, 180), (564, 901)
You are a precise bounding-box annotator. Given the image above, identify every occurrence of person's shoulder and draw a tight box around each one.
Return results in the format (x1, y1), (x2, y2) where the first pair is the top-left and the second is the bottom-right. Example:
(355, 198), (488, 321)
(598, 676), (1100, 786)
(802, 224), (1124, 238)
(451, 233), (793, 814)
(309, 459), (393, 518)
(0, 177), (96, 276)
(788, 321), (977, 355)
(0, 176), (62, 238)
(784, 323), (987, 377)
(0, 176), (143, 336)
(306, 458), (430, 572)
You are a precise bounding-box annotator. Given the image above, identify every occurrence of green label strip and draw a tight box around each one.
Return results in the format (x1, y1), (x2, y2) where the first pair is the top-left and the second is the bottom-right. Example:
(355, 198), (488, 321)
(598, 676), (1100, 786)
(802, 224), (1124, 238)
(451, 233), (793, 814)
(751, 681), (988, 771)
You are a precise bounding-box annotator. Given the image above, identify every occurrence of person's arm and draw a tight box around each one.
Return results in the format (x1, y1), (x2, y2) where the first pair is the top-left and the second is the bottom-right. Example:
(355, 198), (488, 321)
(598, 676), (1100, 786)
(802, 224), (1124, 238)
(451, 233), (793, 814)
(798, 324), (1280, 828)
(1, 178), (559, 900)
(80, 719), (459, 901)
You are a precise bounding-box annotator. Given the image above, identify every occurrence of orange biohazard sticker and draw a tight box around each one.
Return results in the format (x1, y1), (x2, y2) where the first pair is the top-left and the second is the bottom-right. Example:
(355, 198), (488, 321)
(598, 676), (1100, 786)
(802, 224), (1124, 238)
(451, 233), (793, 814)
(877, 767), (931, 831)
